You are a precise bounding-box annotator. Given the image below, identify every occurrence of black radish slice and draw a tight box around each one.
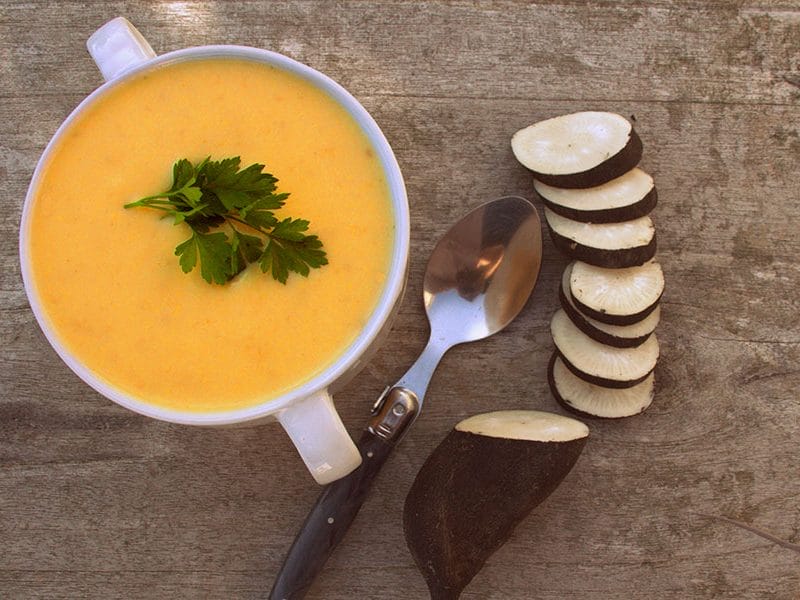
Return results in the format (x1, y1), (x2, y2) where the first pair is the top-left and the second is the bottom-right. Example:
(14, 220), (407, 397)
(570, 260), (664, 325)
(403, 410), (588, 600)
(551, 308), (659, 388)
(511, 111), (642, 188)
(548, 353), (654, 418)
(534, 168), (657, 223)
(559, 262), (659, 347)
(544, 208), (656, 268)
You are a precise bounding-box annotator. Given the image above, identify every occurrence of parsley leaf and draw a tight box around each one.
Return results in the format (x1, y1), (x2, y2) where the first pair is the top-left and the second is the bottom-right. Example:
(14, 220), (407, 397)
(260, 221), (328, 283)
(175, 230), (233, 285)
(231, 230), (264, 276)
(233, 231), (265, 263)
(174, 234), (197, 273)
(198, 157), (279, 211)
(239, 194), (286, 230)
(272, 217), (312, 241)
(125, 157), (327, 285)
(170, 159), (197, 193)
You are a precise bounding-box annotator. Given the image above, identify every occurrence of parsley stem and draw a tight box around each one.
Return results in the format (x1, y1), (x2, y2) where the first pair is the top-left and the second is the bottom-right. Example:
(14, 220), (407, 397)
(124, 198), (179, 209)
(225, 215), (270, 237)
(124, 190), (195, 208)
(125, 203), (173, 213)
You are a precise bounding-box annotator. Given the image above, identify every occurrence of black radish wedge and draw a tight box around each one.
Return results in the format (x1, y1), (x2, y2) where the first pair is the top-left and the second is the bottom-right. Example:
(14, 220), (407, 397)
(548, 353), (654, 418)
(570, 260), (664, 325)
(511, 111), (642, 188)
(544, 208), (656, 268)
(404, 410), (588, 600)
(559, 262), (659, 347)
(551, 308), (659, 388)
(534, 168), (657, 223)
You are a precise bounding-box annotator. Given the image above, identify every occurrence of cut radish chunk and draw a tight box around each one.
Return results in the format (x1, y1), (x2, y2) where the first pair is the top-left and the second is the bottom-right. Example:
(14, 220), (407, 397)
(548, 353), (654, 419)
(544, 208), (656, 268)
(559, 262), (659, 347)
(404, 410), (587, 599)
(551, 309), (659, 388)
(570, 260), (664, 325)
(511, 112), (642, 188)
(534, 168), (657, 223)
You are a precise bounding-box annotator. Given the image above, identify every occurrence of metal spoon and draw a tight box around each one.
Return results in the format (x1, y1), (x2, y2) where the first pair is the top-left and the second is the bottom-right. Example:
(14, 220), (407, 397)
(270, 196), (543, 599)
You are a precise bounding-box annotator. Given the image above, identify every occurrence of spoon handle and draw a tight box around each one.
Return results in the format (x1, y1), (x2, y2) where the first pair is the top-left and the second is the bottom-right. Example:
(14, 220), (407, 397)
(269, 388), (419, 600)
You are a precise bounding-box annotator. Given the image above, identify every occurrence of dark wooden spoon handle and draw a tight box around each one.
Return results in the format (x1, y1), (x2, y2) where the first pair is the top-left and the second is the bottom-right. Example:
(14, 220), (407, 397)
(269, 388), (420, 599)
(268, 430), (393, 600)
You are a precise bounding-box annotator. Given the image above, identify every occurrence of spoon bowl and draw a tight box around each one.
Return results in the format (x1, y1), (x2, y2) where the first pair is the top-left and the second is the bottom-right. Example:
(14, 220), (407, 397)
(424, 196), (542, 345)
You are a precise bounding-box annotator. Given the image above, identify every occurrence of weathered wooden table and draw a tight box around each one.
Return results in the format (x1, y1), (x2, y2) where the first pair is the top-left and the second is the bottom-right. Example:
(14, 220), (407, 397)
(2, 2), (798, 598)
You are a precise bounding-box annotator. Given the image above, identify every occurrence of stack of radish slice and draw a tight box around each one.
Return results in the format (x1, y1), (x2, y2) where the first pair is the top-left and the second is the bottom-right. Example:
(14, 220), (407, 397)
(512, 111), (664, 418)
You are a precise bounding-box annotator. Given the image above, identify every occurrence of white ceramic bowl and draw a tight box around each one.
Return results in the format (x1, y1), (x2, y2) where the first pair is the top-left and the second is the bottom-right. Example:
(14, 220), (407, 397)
(18, 17), (410, 484)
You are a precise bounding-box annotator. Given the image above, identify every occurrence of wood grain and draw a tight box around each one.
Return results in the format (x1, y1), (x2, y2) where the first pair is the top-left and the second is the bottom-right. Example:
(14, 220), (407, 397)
(1, 1), (798, 599)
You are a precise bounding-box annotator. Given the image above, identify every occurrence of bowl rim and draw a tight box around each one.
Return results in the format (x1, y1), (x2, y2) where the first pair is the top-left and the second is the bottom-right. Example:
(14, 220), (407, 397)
(18, 45), (410, 425)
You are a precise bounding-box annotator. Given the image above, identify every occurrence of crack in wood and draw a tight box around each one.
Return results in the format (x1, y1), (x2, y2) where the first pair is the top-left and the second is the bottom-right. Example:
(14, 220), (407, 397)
(741, 370), (800, 385)
(782, 73), (800, 88)
(696, 513), (800, 554)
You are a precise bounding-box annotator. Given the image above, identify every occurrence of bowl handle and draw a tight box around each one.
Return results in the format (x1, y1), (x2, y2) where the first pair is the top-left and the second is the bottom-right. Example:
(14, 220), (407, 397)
(277, 390), (362, 485)
(86, 17), (156, 82)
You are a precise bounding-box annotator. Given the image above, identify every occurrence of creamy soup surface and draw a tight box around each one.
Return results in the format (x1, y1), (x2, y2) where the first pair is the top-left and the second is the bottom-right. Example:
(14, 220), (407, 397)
(27, 58), (394, 413)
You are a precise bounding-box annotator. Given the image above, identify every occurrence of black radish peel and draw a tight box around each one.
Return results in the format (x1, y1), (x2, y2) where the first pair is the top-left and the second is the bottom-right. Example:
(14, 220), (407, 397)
(403, 410), (588, 600)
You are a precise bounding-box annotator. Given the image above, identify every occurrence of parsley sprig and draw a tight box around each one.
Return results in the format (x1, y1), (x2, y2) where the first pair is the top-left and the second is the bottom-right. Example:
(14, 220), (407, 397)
(124, 157), (327, 284)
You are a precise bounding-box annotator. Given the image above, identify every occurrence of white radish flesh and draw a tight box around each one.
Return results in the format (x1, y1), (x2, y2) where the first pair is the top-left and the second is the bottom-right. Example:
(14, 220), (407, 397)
(511, 112), (642, 188)
(551, 308), (659, 387)
(545, 209), (657, 268)
(456, 410), (589, 443)
(545, 209), (654, 251)
(560, 262), (659, 346)
(548, 353), (654, 418)
(534, 168), (656, 223)
(570, 260), (664, 325)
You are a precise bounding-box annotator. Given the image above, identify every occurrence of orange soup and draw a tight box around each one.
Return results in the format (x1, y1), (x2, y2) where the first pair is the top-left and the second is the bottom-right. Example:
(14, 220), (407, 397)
(26, 58), (394, 413)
